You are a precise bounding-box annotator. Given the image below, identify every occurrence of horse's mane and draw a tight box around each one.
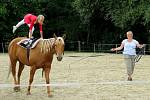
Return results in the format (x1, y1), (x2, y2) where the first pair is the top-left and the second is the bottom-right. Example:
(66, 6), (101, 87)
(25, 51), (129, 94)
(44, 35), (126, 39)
(40, 38), (55, 54)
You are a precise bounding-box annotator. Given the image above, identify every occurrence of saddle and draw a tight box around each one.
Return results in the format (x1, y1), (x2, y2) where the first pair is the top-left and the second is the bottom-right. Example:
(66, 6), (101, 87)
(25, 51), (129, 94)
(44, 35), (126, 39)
(17, 37), (39, 49)
(17, 37), (41, 62)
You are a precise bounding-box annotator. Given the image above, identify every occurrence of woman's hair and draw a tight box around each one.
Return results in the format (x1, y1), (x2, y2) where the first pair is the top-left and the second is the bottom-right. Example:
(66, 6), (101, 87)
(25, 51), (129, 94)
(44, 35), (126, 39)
(127, 31), (133, 35)
(37, 15), (44, 21)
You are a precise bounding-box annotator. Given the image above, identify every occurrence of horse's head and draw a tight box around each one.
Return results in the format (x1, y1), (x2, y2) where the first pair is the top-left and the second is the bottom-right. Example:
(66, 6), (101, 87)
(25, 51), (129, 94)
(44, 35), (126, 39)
(54, 34), (65, 61)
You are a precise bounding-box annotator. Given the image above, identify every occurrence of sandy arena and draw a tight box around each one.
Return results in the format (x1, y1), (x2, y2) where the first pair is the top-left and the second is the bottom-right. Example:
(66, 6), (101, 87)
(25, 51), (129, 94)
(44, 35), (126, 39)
(0, 52), (150, 100)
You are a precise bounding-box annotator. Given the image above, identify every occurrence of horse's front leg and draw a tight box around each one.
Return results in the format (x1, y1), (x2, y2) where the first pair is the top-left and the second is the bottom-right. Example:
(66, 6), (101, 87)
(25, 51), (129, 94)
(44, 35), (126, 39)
(27, 66), (36, 95)
(44, 66), (51, 97)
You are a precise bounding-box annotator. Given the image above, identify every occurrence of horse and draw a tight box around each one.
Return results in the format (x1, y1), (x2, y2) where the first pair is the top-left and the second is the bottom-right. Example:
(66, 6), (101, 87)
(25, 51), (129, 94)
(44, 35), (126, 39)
(8, 35), (65, 97)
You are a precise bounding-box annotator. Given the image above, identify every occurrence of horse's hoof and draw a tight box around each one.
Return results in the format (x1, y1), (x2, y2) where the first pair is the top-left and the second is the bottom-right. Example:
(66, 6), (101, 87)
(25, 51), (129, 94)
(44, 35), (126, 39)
(13, 87), (20, 92)
(27, 92), (31, 95)
(48, 94), (53, 97)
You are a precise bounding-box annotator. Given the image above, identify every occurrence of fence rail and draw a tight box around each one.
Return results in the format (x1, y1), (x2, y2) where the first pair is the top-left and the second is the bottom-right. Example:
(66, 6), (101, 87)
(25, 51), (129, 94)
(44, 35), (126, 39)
(1, 41), (150, 54)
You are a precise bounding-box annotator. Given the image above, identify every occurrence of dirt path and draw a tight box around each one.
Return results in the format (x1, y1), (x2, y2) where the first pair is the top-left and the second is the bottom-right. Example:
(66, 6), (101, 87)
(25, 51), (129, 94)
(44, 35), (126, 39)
(0, 52), (150, 100)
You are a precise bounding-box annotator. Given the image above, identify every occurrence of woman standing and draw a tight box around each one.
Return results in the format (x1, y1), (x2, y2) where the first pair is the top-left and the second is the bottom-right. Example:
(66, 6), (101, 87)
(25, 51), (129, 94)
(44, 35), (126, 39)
(111, 31), (143, 81)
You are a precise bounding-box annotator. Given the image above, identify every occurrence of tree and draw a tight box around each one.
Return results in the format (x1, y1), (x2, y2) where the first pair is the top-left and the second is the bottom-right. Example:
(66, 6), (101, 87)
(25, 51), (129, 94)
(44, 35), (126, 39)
(73, 0), (150, 43)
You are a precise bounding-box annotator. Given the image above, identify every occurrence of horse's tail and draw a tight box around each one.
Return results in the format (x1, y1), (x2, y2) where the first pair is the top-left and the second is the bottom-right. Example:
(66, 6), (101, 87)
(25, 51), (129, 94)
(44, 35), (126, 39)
(7, 38), (14, 79)
(7, 59), (12, 79)
(42, 68), (44, 78)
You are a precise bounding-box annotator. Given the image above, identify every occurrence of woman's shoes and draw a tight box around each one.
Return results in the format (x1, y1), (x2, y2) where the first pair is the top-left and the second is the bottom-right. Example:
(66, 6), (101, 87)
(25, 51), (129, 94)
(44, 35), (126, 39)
(128, 77), (132, 81)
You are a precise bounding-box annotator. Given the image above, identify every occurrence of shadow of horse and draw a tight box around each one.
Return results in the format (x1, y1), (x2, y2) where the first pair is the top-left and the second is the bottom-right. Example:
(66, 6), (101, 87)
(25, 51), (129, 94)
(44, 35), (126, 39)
(8, 35), (65, 97)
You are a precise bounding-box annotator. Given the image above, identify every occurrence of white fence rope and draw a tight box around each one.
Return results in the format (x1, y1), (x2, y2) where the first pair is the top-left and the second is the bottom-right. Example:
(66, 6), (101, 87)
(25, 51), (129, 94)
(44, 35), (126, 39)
(1, 80), (150, 88)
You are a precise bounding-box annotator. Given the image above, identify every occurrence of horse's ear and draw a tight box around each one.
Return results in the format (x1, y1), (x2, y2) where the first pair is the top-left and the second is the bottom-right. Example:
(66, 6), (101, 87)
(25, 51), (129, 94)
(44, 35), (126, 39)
(53, 33), (57, 39)
(62, 34), (66, 40)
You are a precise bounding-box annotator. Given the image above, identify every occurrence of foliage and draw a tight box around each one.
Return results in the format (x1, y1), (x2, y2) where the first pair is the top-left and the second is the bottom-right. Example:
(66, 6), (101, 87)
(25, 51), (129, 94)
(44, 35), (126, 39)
(73, 0), (150, 43)
(0, 0), (150, 45)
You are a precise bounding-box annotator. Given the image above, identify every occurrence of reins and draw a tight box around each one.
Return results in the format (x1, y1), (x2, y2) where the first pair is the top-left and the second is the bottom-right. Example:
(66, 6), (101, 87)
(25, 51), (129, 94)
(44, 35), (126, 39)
(134, 44), (146, 63)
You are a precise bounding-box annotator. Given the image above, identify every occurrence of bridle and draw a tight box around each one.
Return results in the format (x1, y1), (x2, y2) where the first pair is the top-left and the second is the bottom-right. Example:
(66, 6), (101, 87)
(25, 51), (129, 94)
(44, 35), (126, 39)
(53, 37), (65, 55)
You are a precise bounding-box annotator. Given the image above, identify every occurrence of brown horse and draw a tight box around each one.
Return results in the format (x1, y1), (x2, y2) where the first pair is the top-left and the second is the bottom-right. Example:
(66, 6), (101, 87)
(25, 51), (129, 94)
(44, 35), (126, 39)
(8, 35), (65, 97)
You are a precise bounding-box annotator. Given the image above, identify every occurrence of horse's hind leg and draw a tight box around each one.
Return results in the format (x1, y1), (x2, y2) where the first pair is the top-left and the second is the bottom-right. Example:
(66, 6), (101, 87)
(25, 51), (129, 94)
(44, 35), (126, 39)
(16, 62), (25, 91)
(10, 59), (18, 92)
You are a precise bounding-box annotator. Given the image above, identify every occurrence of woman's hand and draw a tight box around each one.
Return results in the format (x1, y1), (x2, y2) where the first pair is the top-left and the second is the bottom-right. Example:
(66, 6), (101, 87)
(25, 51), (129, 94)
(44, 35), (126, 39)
(139, 44), (146, 48)
(111, 48), (116, 51)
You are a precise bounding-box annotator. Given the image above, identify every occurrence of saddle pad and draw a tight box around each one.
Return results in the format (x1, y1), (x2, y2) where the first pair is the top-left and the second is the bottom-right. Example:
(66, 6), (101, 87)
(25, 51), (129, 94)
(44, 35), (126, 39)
(17, 38), (41, 49)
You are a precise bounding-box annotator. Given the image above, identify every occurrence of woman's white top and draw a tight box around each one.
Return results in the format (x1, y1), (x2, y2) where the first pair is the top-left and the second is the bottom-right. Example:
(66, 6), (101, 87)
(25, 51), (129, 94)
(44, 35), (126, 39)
(122, 39), (139, 55)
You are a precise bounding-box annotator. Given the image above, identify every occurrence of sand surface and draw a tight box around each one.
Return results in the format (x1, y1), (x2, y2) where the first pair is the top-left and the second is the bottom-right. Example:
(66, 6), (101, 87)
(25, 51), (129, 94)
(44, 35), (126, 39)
(0, 52), (150, 100)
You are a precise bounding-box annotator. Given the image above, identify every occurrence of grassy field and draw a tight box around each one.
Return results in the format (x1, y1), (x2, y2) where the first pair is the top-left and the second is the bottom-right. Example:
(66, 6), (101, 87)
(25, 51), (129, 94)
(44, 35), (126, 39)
(0, 52), (150, 100)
